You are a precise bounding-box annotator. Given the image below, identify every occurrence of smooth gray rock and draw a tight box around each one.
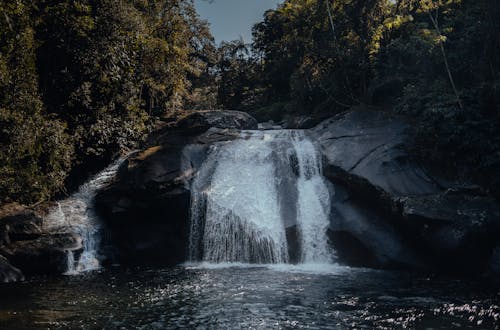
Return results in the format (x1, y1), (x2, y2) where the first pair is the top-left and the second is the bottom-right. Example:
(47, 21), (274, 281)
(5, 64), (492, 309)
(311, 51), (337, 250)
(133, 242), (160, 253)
(311, 110), (441, 198)
(328, 184), (421, 269)
(312, 109), (500, 272)
(397, 193), (500, 268)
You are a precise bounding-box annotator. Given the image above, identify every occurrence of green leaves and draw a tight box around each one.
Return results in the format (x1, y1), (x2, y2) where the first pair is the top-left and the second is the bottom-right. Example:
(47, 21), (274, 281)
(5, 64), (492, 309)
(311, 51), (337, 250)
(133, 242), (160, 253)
(0, 0), (217, 204)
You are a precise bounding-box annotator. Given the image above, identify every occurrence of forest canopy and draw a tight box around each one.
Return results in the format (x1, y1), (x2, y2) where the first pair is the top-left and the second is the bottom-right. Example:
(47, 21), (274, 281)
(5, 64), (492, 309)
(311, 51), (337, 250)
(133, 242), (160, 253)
(1, 0), (499, 204)
(0, 0), (217, 204)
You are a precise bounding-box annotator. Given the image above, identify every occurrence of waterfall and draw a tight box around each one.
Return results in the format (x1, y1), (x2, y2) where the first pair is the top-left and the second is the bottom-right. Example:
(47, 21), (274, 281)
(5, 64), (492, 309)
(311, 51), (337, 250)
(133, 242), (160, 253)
(188, 130), (333, 264)
(45, 158), (124, 274)
(291, 133), (333, 263)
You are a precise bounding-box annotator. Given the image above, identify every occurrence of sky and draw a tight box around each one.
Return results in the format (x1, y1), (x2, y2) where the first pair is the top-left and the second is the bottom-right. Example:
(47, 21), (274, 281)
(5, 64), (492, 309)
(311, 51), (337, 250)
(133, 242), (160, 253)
(194, 0), (282, 45)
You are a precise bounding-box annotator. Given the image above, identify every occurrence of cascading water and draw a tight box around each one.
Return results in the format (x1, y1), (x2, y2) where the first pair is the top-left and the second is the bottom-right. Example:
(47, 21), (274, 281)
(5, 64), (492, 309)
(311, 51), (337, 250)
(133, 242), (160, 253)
(188, 130), (333, 265)
(44, 158), (124, 274)
(291, 133), (333, 263)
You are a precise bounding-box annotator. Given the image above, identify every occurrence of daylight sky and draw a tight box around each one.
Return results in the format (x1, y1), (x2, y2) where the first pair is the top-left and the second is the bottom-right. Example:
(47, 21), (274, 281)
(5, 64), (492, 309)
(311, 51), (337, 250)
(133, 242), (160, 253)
(194, 0), (282, 45)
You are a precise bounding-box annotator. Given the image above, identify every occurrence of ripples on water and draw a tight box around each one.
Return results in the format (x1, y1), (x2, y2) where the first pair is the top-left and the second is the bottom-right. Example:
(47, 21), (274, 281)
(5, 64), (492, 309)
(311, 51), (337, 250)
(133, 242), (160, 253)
(0, 265), (499, 329)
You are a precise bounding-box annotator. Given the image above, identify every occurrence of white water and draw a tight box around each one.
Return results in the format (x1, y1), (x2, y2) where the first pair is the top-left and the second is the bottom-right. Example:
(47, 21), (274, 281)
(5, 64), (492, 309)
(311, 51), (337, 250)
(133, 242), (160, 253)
(44, 158), (124, 274)
(188, 130), (333, 265)
(183, 261), (349, 275)
(291, 132), (333, 263)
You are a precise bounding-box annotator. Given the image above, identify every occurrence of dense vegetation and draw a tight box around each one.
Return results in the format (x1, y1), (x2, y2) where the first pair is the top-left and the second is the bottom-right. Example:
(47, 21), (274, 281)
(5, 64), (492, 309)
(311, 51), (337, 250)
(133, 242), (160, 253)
(1, 0), (499, 204)
(217, 0), (500, 198)
(0, 0), (216, 204)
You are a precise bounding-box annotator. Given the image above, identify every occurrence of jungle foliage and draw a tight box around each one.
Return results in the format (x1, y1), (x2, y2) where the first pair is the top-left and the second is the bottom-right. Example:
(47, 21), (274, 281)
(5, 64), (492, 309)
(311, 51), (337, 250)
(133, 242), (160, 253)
(0, 0), (216, 203)
(1, 0), (499, 203)
(0, 0), (216, 204)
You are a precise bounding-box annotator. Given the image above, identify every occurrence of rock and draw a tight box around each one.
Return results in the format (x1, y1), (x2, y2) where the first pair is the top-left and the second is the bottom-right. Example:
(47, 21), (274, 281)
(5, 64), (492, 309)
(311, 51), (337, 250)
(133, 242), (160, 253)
(177, 110), (258, 132)
(92, 107), (499, 273)
(490, 245), (500, 274)
(0, 233), (82, 275)
(312, 109), (500, 272)
(258, 120), (282, 130)
(0, 254), (24, 283)
(0, 203), (43, 245)
(96, 185), (190, 264)
(328, 184), (421, 269)
(95, 113), (253, 265)
(0, 203), (84, 277)
(282, 114), (329, 129)
(311, 110), (442, 202)
(397, 193), (500, 269)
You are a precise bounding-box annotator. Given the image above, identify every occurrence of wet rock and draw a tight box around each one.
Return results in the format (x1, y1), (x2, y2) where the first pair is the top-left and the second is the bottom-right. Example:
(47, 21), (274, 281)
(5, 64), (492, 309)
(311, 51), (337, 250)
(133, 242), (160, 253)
(328, 185), (421, 269)
(95, 112), (256, 265)
(0, 203), (43, 244)
(0, 203), (83, 278)
(0, 255), (24, 283)
(1, 233), (82, 275)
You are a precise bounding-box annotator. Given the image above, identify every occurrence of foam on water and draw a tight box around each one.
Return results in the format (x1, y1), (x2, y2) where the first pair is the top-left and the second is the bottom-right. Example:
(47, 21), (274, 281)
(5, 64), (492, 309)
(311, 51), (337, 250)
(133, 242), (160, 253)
(183, 261), (349, 275)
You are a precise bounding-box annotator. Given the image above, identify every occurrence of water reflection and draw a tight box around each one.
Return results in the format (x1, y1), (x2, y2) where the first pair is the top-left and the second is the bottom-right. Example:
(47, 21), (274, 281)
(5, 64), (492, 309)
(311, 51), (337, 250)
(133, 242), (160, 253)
(0, 266), (498, 329)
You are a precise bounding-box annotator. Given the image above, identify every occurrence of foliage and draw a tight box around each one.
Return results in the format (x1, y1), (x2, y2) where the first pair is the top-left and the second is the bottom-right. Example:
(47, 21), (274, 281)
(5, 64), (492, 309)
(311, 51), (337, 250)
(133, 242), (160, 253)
(0, 0), (216, 204)
(0, 1), (73, 203)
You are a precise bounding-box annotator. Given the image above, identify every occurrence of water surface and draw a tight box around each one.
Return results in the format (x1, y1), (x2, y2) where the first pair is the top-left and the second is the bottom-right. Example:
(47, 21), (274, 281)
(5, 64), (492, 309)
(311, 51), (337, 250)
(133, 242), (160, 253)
(1, 264), (499, 329)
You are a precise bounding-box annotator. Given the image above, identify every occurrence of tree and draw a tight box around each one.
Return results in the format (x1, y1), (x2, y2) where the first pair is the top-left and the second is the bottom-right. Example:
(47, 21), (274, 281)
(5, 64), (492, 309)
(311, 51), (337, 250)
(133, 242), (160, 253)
(418, 0), (463, 110)
(0, 0), (73, 203)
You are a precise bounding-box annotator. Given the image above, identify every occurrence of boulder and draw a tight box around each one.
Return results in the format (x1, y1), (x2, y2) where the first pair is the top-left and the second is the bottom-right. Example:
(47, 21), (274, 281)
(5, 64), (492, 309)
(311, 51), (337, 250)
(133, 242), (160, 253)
(328, 184), (422, 269)
(281, 114), (330, 129)
(0, 254), (24, 283)
(0, 203), (82, 277)
(0, 233), (82, 275)
(397, 193), (500, 269)
(95, 112), (255, 265)
(310, 110), (442, 203)
(89, 108), (500, 273)
(311, 109), (500, 272)
(0, 203), (43, 245)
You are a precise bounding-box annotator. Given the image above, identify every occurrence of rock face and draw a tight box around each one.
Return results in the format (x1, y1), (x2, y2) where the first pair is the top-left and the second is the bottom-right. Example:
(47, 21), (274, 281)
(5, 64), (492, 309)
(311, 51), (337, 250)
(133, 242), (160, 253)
(0, 203), (82, 282)
(4, 109), (498, 279)
(95, 111), (251, 265)
(94, 108), (500, 273)
(311, 109), (500, 272)
(310, 110), (441, 200)
(327, 184), (423, 269)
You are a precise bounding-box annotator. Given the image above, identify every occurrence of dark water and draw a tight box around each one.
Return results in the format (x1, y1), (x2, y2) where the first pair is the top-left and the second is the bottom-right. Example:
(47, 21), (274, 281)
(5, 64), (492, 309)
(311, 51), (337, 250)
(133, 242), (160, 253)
(0, 264), (499, 329)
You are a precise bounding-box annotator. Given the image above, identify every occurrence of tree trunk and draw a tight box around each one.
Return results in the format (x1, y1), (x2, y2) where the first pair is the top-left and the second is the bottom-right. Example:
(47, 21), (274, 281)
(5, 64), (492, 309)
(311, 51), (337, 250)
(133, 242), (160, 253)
(427, 10), (463, 110)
